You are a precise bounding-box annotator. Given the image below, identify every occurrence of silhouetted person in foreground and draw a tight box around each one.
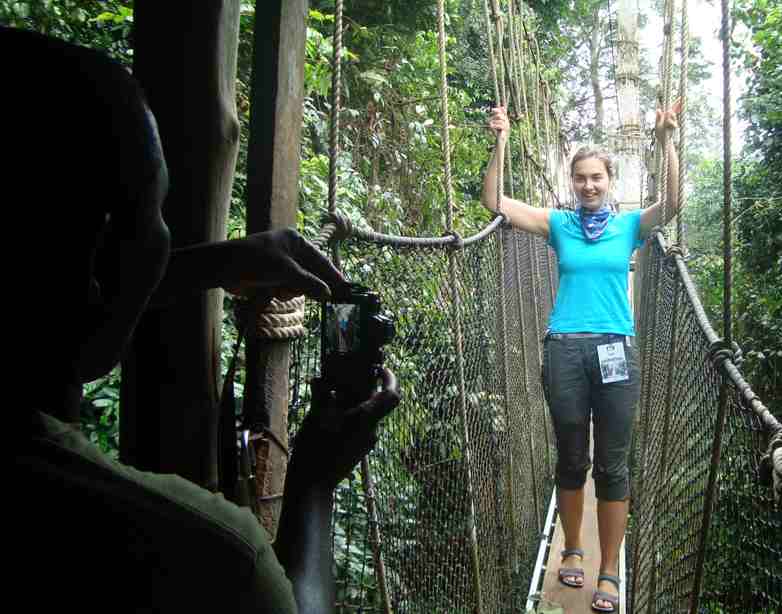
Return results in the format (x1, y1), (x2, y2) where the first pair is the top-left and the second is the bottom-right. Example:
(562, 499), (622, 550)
(5, 26), (398, 613)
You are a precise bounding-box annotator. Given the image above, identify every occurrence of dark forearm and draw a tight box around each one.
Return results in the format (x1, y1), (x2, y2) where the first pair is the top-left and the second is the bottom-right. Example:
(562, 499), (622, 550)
(149, 240), (235, 308)
(274, 477), (335, 614)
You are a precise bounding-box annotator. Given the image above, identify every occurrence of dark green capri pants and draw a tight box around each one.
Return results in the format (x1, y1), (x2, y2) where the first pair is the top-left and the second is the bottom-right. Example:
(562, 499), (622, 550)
(541, 333), (641, 501)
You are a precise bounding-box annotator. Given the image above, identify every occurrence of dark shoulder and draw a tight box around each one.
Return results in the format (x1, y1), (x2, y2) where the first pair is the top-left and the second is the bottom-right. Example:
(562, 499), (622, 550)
(13, 417), (295, 612)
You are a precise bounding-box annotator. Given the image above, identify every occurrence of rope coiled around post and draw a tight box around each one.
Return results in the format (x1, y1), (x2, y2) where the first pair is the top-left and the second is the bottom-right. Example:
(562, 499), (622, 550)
(237, 296), (307, 340)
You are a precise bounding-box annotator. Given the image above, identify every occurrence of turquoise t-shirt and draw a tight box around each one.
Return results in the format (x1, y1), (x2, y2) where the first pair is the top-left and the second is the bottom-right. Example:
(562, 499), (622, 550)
(547, 208), (644, 336)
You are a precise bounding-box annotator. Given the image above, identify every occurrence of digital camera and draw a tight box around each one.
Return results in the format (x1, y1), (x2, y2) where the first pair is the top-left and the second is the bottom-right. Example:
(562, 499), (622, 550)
(320, 283), (395, 407)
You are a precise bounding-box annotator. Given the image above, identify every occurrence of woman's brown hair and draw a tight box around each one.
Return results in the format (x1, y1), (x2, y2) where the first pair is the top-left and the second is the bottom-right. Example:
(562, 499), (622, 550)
(570, 146), (615, 180)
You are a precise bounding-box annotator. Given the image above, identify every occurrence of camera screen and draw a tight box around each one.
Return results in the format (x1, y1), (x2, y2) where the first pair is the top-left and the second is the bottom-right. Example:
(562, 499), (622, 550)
(324, 302), (362, 353)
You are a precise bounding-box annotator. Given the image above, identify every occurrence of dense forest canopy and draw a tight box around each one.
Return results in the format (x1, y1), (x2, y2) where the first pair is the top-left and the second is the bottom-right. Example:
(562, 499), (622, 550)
(1, 0), (778, 451)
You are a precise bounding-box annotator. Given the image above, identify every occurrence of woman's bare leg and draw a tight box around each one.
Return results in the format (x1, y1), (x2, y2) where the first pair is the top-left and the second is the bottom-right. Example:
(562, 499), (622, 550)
(558, 487), (585, 586)
(595, 498), (628, 607)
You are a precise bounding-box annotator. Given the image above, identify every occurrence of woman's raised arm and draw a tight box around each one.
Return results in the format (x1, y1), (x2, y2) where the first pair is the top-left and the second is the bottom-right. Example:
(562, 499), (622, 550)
(481, 106), (550, 239)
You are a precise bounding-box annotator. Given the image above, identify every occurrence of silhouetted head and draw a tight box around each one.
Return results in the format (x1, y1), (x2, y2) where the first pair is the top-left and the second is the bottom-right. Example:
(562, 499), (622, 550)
(3, 27), (171, 409)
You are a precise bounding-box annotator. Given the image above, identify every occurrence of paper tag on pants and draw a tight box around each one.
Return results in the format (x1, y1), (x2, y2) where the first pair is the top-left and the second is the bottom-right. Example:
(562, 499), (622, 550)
(597, 341), (629, 383)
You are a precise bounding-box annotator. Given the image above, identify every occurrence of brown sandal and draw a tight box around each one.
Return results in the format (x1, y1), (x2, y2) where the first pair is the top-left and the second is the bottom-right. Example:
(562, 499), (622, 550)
(591, 573), (620, 612)
(558, 548), (585, 588)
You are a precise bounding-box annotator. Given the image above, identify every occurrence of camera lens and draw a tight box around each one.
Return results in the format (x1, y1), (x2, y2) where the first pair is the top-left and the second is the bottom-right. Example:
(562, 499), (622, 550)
(371, 314), (395, 346)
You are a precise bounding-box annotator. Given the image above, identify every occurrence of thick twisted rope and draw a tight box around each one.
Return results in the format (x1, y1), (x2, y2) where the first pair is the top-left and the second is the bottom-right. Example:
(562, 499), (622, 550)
(659, 0), (676, 226)
(677, 0), (689, 247)
(327, 0), (344, 217)
(255, 297), (306, 340)
(720, 0), (733, 350)
(234, 296), (306, 340)
(436, 0), (456, 232)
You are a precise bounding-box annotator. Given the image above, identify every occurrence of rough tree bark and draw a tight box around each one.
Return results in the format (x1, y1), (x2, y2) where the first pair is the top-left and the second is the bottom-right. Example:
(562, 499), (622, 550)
(120, 1), (241, 489)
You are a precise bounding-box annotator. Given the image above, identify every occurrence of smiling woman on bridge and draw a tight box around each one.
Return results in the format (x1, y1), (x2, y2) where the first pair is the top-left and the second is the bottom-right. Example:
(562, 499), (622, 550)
(481, 100), (682, 613)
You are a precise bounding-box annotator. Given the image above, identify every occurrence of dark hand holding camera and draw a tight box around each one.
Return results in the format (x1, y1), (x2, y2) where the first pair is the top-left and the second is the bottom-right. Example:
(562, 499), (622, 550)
(289, 368), (400, 490)
(282, 284), (397, 489)
(320, 284), (395, 410)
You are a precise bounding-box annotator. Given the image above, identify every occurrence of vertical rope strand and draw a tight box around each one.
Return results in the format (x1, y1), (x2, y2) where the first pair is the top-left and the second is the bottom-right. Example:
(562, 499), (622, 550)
(436, 1), (485, 610)
(327, 0), (344, 268)
(676, 0), (689, 248)
(659, 0), (676, 227)
(490, 0), (507, 218)
(488, 2), (517, 599)
(720, 1), (733, 346)
(327, 0), (343, 215)
(436, 0), (456, 231)
(689, 1), (733, 610)
(483, 0), (501, 105)
(361, 457), (393, 614)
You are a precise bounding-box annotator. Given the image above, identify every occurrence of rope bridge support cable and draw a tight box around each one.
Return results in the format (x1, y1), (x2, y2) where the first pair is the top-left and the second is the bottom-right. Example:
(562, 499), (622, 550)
(632, 1), (676, 607)
(436, 0), (486, 610)
(688, 0), (732, 608)
(492, 1), (530, 582)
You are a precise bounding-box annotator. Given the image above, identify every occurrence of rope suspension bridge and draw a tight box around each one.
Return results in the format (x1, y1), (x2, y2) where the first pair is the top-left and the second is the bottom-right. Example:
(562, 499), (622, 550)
(253, 0), (782, 611)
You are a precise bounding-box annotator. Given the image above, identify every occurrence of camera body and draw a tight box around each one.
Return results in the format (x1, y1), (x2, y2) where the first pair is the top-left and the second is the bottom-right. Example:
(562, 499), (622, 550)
(320, 283), (395, 408)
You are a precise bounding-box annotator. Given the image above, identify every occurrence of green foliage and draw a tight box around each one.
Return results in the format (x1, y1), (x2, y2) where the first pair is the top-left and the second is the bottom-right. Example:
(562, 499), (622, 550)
(658, 2), (782, 607)
(735, 0), (782, 168)
(0, 0), (133, 63)
(732, 0), (782, 411)
(297, 7), (498, 241)
(81, 367), (121, 458)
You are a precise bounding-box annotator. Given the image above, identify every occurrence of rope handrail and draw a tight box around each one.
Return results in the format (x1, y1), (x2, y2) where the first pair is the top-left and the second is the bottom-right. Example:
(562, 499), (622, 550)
(650, 230), (780, 437)
(313, 211), (507, 249)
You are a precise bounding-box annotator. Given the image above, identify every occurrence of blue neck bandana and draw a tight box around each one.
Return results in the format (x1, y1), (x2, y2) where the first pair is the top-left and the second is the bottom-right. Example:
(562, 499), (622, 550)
(576, 203), (613, 241)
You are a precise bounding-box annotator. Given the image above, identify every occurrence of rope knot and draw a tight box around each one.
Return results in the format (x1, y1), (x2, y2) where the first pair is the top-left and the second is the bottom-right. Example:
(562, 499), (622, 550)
(443, 230), (464, 250)
(321, 211), (353, 241)
(730, 341), (744, 367)
(759, 428), (782, 502)
(707, 339), (735, 369)
(665, 244), (684, 258)
(496, 211), (511, 227)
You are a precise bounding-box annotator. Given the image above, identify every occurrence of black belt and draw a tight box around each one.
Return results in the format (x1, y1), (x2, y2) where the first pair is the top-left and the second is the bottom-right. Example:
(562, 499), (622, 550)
(546, 332), (633, 345)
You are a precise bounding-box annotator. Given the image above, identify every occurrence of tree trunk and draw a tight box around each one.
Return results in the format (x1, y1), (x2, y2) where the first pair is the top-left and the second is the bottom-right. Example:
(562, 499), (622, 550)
(120, 1), (241, 489)
(589, 12), (605, 143)
(242, 0), (309, 537)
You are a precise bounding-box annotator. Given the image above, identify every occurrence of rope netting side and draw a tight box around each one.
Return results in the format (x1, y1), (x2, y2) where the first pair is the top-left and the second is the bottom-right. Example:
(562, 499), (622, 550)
(630, 232), (781, 613)
(630, 0), (780, 610)
(285, 2), (562, 610)
(435, 0), (487, 608)
(287, 227), (558, 613)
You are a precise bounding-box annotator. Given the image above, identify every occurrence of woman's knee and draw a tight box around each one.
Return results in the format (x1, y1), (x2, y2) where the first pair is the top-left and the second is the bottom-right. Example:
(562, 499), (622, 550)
(556, 446), (591, 490)
(593, 467), (630, 501)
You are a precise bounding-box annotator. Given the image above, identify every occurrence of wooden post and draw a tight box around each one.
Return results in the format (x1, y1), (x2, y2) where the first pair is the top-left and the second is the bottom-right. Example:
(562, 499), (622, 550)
(121, 1), (241, 489)
(243, 0), (308, 537)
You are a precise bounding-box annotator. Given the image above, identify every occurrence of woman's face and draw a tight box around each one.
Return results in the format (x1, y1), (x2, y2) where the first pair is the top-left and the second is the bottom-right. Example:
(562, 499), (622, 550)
(572, 157), (611, 210)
